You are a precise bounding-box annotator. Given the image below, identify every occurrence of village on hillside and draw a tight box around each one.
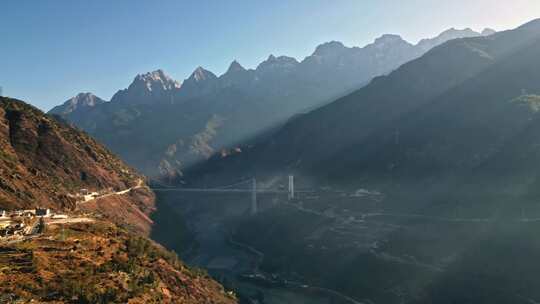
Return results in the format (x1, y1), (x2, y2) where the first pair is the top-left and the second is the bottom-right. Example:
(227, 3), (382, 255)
(0, 187), (115, 242)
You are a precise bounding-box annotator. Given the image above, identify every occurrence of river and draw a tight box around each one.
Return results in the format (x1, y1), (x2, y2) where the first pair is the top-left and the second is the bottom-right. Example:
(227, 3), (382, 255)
(152, 191), (335, 304)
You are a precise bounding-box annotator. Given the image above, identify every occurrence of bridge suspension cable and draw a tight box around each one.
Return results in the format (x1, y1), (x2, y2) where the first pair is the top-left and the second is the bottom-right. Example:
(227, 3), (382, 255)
(213, 179), (253, 190)
(150, 176), (304, 215)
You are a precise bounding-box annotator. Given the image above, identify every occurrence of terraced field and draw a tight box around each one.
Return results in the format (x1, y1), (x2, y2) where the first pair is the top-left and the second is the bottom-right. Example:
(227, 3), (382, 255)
(0, 247), (34, 273)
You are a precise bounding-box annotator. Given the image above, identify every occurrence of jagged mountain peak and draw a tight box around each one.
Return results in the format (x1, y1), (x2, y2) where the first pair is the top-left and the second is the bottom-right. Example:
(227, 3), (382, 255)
(257, 54), (299, 71)
(366, 34), (412, 50)
(136, 69), (164, 79)
(49, 92), (106, 116)
(226, 60), (246, 73)
(219, 60), (252, 88)
(133, 69), (181, 90)
(265, 54), (298, 63)
(416, 27), (483, 51)
(74, 92), (97, 99)
(176, 67), (219, 98)
(188, 66), (218, 82)
(374, 34), (407, 43)
(110, 69), (180, 104)
(70, 92), (104, 106)
(312, 41), (347, 56)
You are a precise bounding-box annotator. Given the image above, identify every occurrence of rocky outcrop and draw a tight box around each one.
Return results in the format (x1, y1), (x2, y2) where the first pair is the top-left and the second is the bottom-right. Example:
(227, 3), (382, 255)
(111, 69), (181, 105)
(49, 92), (106, 117)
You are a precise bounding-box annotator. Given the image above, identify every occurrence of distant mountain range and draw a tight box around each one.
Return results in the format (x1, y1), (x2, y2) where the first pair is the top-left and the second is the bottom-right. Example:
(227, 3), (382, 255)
(50, 27), (495, 178)
(190, 19), (540, 200)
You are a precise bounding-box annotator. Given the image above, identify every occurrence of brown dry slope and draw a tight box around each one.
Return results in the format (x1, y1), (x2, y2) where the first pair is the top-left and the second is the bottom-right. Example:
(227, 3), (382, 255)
(0, 221), (236, 303)
(0, 97), (236, 303)
(0, 97), (142, 207)
(0, 97), (156, 233)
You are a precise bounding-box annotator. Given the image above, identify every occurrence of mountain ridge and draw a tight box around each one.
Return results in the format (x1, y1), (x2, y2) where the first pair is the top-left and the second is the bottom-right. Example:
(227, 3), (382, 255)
(54, 27), (492, 110)
(50, 27), (494, 178)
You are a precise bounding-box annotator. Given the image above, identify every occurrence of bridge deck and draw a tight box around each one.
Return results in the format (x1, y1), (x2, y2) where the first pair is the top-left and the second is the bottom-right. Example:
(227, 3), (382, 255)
(151, 188), (313, 193)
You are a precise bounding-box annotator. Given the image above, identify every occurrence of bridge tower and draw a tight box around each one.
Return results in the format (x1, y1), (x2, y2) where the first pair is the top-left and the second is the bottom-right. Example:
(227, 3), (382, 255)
(288, 175), (295, 200)
(251, 178), (258, 215)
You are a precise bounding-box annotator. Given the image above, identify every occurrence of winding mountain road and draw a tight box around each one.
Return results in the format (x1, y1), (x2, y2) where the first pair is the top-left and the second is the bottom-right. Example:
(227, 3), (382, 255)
(79, 179), (145, 204)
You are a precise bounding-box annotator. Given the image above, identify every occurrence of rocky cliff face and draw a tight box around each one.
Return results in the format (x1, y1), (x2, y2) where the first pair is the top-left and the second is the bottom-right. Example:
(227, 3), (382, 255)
(49, 92), (106, 116)
(111, 70), (181, 105)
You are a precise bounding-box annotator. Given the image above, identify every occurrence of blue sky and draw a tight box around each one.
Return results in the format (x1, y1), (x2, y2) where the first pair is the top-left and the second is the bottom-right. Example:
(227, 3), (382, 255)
(1, 0), (539, 111)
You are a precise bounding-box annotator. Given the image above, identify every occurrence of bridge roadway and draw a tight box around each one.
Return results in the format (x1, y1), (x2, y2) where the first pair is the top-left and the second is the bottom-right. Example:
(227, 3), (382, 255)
(150, 187), (313, 194)
(151, 187), (540, 223)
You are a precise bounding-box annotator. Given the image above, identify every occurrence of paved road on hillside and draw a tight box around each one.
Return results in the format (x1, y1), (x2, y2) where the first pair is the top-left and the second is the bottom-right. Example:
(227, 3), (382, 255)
(80, 179), (145, 203)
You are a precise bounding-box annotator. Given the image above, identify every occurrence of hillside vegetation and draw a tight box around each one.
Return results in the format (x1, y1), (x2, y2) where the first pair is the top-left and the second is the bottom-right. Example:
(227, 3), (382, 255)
(0, 220), (235, 303)
(0, 97), (141, 210)
(0, 98), (236, 303)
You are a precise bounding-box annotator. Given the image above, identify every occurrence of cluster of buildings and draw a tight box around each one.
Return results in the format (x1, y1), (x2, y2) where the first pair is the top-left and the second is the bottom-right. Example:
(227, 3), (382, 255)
(1, 208), (51, 219)
(0, 220), (26, 237)
(0, 208), (66, 238)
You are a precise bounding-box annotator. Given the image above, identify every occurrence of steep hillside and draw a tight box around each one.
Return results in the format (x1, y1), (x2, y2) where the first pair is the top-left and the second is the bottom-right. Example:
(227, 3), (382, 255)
(324, 32), (540, 190)
(50, 28), (489, 178)
(0, 97), (156, 233)
(0, 97), (236, 303)
(0, 97), (140, 210)
(0, 220), (235, 304)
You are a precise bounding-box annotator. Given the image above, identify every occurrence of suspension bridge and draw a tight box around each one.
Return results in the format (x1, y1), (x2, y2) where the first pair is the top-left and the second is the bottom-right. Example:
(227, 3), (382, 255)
(151, 175), (305, 214)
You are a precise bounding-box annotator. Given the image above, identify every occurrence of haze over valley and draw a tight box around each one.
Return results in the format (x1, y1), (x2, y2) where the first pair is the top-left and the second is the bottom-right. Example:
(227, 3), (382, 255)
(2, 2), (540, 303)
